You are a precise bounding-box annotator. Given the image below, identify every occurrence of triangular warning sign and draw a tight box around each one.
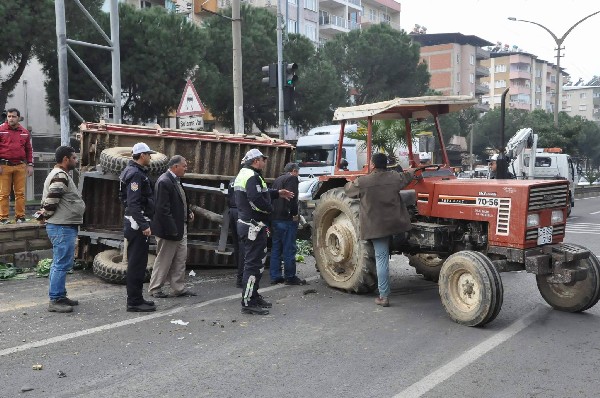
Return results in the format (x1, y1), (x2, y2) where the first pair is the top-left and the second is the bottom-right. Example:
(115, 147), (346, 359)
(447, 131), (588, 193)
(176, 79), (205, 116)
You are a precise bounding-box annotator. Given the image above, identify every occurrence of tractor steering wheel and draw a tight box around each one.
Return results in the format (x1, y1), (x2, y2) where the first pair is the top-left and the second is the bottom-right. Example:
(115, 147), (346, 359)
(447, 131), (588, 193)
(412, 164), (442, 180)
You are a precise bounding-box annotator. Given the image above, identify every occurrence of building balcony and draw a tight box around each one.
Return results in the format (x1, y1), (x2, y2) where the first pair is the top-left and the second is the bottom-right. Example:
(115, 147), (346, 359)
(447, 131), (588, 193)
(319, 15), (352, 34)
(510, 85), (531, 95)
(320, 0), (361, 10)
(473, 101), (490, 112)
(475, 65), (489, 77)
(475, 47), (490, 60)
(593, 97), (600, 106)
(475, 84), (489, 95)
(510, 70), (531, 80)
(360, 16), (400, 30)
(509, 101), (530, 110)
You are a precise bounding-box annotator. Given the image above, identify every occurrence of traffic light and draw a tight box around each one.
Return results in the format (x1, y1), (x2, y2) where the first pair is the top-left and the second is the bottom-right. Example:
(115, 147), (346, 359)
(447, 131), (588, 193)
(284, 63), (298, 87)
(261, 64), (278, 88)
(283, 86), (295, 112)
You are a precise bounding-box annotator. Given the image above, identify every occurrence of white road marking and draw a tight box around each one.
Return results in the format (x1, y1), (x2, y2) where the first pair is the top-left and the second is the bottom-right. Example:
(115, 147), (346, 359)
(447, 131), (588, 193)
(590, 210), (600, 215)
(393, 305), (548, 398)
(0, 276), (319, 358)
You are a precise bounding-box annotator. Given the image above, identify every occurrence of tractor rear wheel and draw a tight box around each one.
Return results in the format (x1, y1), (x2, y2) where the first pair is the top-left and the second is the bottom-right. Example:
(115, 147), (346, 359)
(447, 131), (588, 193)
(409, 253), (444, 282)
(439, 251), (503, 327)
(536, 244), (600, 312)
(93, 249), (155, 285)
(99, 147), (168, 176)
(312, 188), (376, 293)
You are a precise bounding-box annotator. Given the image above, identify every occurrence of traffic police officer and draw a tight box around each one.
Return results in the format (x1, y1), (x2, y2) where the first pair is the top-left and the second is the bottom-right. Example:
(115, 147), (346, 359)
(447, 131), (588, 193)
(234, 148), (293, 315)
(120, 142), (157, 312)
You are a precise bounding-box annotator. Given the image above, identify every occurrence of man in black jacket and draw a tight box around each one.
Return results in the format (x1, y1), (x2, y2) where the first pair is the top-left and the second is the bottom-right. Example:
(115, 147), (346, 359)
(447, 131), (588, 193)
(119, 142), (157, 312)
(269, 162), (306, 285)
(148, 155), (197, 298)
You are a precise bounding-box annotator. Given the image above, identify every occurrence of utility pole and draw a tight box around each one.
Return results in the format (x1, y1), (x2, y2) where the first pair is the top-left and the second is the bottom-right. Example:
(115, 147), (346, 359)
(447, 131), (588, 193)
(55, 0), (70, 146)
(232, 0), (244, 134)
(276, 0), (285, 139)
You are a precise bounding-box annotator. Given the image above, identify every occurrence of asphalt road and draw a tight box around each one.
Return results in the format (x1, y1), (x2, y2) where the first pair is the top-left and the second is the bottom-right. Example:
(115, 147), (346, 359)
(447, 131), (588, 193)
(1, 196), (599, 398)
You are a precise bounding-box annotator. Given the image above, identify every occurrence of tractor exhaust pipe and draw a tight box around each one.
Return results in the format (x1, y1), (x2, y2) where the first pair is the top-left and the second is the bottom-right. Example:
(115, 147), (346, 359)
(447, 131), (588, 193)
(496, 88), (510, 179)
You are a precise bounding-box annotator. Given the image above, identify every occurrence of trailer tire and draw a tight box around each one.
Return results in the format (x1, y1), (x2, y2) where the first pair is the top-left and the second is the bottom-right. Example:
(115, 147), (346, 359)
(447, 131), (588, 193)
(536, 244), (600, 312)
(439, 251), (503, 327)
(99, 147), (168, 176)
(312, 188), (376, 293)
(93, 249), (155, 285)
(408, 253), (444, 282)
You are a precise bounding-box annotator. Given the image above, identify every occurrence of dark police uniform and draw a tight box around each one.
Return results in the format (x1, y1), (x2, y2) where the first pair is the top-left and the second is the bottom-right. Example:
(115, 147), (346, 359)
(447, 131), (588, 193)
(120, 160), (155, 306)
(234, 166), (279, 308)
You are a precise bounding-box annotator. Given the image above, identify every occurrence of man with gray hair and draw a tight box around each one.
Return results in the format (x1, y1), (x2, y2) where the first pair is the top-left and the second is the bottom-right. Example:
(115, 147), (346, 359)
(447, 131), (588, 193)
(269, 162), (306, 285)
(148, 155), (197, 298)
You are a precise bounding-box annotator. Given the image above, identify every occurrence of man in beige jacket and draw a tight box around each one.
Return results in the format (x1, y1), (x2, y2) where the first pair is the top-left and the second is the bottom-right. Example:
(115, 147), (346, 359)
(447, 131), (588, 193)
(344, 153), (414, 307)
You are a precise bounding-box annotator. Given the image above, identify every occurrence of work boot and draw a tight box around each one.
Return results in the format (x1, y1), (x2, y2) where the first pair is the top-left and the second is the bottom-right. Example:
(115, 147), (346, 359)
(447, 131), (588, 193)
(48, 298), (73, 313)
(0, 219), (10, 225)
(241, 305), (269, 315)
(61, 297), (79, 306)
(270, 277), (284, 285)
(143, 299), (155, 306)
(127, 303), (157, 312)
(284, 276), (307, 286)
(255, 295), (272, 308)
(375, 297), (390, 307)
(15, 217), (26, 224)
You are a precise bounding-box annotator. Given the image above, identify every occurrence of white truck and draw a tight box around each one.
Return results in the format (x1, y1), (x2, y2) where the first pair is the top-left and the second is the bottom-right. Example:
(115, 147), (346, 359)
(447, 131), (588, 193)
(295, 124), (366, 179)
(505, 128), (578, 214)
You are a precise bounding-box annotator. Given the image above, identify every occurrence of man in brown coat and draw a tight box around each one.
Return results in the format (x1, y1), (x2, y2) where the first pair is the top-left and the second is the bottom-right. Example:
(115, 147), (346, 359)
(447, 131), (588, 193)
(345, 153), (414, 307)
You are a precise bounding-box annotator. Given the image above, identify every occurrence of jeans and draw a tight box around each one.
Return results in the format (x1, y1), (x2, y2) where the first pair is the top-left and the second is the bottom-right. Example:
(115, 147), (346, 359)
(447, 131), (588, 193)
(46, 224), (78, 301)
(0, 163), (26, 219)
(269, 220), (298, 280)
(371, 237), (390, 298)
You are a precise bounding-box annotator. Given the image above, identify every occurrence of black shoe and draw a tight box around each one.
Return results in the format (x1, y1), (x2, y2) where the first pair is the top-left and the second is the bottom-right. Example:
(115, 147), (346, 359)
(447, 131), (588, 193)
(255, 295), (272, 308)
(143, 299), (155, 306)
(150, 291), (168, 298)
(127, 303), (157, 312)
(270, 277), (284, 285)
(61, 297), (79, 306)
(48, 298), (73, 313)
(284, 276), (307, 285)
(241, 305), (269, 315)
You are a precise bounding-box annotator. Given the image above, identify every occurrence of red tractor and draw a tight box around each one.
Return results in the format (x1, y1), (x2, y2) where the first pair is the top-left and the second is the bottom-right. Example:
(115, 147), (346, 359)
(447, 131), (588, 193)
(311, 96), (600, 326)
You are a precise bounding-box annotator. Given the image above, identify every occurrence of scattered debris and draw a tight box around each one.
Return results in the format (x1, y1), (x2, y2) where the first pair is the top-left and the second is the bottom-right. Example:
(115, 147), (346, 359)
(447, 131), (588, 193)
(303, 289), (317, 295)
(32, 364), (43, 370)
(21, 386), (34, 392)
(170, 320), (189, 326)
(0, 263), (17, 279)
(57, 370), (67, 378)
(189, 270), (196, 277)
(36, 259), (53, 278)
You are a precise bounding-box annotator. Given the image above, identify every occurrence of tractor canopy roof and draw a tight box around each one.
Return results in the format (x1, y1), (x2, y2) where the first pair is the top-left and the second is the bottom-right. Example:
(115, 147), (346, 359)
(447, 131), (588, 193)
(333, 95), (477, 121)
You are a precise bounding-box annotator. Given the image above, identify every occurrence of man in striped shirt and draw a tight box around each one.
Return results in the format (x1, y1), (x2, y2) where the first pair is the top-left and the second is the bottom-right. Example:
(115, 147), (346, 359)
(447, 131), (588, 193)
(40, 146), (86, 313)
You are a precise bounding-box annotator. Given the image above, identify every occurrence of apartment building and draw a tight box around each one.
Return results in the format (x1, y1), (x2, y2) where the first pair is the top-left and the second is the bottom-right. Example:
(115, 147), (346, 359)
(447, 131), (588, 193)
(411, 33), (493, 110)
(480, 51), (568, 112)
(562, 85), (600, 123)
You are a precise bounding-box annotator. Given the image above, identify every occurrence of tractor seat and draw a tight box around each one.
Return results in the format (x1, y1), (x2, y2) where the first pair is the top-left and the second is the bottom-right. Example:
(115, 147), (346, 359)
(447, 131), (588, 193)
(400, 189), (416, 206)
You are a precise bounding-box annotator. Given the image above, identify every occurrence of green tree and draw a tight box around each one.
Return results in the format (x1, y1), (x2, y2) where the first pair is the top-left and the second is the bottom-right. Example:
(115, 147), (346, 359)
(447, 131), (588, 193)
(41, 4), (206, 127)
(321, 24), (429, 105)
(0, 1), (56, 112)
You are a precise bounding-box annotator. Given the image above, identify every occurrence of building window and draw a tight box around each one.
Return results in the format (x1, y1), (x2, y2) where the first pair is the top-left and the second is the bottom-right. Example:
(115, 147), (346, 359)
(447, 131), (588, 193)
(304, 0), (317, 11)
(287, 19), (297, 34)
(494, 64), (506, 73)
(369, 8), (377, 21)
(535, 98), (541, 106)
(305, 22), (317, 42)
(140, 0), (151, 8)
(470, 54), (475, 65)
(288, 0), (297, 5)
(469, 73), (474, 83)
(535, 85), (541, 93)
(456, 73), (461, 83)
(579, 104), (587, 111)
(456, 54), (460, 64)
(495, 80), (506, 88)
(535, 70), (542, 78)
(580, 92), (587, 99)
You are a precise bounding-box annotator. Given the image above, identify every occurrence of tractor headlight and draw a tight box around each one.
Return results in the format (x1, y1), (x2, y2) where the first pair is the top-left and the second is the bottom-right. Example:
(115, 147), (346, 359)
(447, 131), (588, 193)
(527, 213), (540, 227)
(551, 210), (564, 224)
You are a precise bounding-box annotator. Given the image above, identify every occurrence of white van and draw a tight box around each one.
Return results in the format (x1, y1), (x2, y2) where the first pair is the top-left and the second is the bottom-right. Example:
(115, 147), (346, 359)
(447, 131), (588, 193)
(295, 124), (366, 179)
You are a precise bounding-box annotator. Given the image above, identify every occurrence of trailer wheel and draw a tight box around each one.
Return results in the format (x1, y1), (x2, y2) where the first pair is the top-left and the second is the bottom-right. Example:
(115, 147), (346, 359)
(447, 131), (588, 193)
(312, 188), (376, 293)
(439, 251), (503, 327)
(93, 249), (155, 285)
(409, 253), (444, 282)
(536, 245), (600, 312)
(99, 147), (168, 176)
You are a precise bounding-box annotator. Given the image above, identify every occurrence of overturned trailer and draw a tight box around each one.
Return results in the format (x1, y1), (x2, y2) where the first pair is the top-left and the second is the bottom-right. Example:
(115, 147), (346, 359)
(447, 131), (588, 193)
(76, 122), (293, 282)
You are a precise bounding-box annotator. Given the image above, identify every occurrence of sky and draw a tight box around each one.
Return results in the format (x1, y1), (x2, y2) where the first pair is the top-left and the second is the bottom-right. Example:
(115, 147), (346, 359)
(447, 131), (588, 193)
(400, 0), (599, 83)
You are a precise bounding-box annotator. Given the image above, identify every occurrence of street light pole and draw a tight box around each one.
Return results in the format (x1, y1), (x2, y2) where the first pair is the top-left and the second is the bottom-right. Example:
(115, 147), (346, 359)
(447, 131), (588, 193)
(232, 0), (244, 134)
(508, 11), (600, 128)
